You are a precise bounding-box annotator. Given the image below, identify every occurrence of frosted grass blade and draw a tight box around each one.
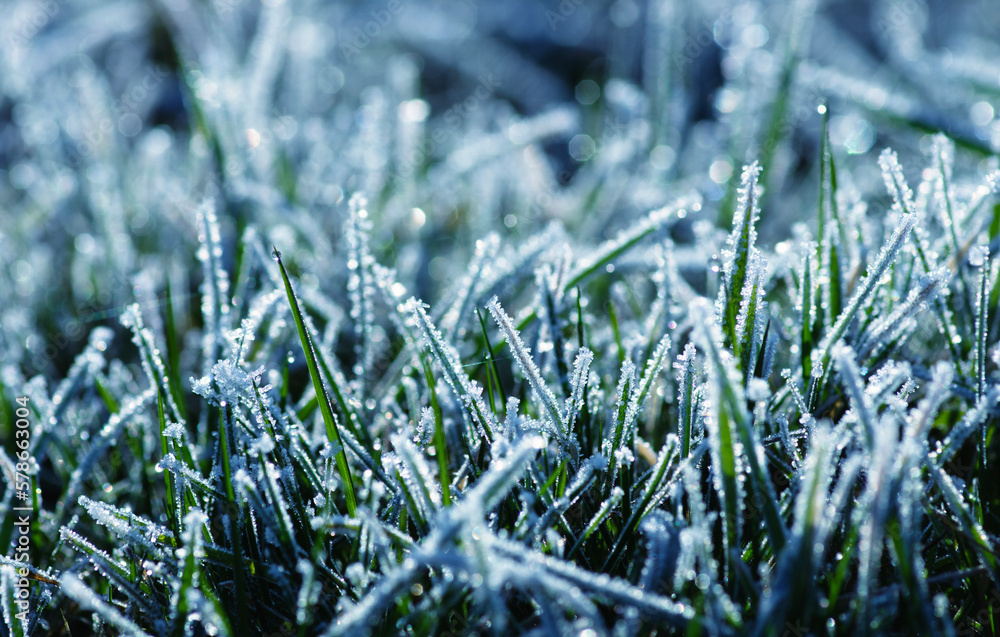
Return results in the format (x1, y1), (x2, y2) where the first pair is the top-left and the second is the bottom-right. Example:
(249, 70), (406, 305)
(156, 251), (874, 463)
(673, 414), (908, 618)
(718, 163), (761, 356)
(813, 203), (917, 399)
(736, 250), (767, 384)
(196, 199), (232, 379)
(973, 247), (989, 402)
(60, 575), (153, 637)
(345, 194), (377, 392)
(692, 298), (786, 553)
(831, 344), (878, 450)
(674, 343), (698, 459)
(409, 299), (496, 441)
(880, 148), (963, 362)
(487, 297), (566, 444)
(563, 347), (594, 442)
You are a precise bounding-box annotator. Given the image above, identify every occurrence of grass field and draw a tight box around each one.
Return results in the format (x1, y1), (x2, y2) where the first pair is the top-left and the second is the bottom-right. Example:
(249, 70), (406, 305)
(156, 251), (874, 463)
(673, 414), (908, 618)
(2, 0), (1000, 635)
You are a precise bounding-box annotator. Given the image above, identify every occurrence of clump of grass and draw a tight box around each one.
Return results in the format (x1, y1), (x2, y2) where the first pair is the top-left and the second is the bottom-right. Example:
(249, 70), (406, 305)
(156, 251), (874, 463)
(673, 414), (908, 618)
(4, 139), (1000, 635)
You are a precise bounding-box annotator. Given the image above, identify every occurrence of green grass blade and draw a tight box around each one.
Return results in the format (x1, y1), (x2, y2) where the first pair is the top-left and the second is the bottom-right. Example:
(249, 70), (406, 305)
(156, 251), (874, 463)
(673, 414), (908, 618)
(720, 163), (762, 357)
(819, 105), (844, 326)
(274, 247), (358, 516)
(420, 360), (452, 507)
(216, 405), (249, 635)
(157, 391), (179, 541)
(476, 306), (507, 410)
(800, 249), (816, 384)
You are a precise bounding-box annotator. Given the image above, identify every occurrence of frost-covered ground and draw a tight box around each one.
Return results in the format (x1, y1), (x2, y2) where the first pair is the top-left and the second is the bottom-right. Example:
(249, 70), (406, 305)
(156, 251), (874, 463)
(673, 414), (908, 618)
(2, 0), (1000, 635)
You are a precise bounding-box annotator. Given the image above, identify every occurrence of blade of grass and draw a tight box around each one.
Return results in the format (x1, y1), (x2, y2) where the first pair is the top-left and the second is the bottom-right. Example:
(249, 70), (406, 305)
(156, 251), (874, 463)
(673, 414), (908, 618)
(476, 307), (507, 410)
(719, 163), (762, 358)
(692, 298), (787, 554)
(420, 360), (452, 507)
(216, 405), (249, 636)
(273, 247), (357, 516)
(157, 391), (179, 541)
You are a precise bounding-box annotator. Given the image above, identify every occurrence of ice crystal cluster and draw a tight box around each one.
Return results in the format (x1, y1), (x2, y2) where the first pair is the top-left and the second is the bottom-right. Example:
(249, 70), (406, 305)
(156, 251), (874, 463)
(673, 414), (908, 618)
(2, 0), (1000, 635)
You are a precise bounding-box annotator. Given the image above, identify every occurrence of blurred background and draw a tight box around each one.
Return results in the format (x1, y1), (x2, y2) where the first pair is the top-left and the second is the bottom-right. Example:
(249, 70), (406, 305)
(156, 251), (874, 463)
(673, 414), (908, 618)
(1, 0), (998, 381)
